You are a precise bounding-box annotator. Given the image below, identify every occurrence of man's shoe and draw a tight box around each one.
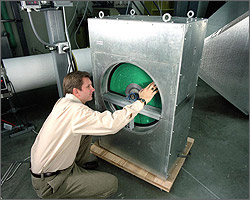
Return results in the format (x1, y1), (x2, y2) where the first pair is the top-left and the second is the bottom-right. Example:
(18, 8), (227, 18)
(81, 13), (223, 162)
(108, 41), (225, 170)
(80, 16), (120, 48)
(82, 161), (98, 170)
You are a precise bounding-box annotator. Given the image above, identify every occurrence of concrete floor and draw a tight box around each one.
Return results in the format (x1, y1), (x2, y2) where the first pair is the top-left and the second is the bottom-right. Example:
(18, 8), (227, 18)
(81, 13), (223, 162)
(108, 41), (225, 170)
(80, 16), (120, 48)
(1, 78), (249, 199)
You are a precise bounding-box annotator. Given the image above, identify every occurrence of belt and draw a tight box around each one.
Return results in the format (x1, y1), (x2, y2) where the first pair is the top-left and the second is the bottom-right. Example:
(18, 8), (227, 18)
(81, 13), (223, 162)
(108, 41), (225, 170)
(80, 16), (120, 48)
(29, 162), (60, 178)
(30, 169), (60, 178)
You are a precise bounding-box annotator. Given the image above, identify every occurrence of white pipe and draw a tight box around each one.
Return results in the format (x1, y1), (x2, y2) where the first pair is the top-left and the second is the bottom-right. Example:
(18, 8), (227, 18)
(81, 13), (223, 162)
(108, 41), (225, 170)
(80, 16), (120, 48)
(2, 48), (92, 93)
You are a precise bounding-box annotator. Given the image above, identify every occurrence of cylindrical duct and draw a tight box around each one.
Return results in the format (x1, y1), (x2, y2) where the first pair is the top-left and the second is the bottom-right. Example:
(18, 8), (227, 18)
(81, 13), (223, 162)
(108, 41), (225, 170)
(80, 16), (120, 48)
(2, 48), (92, 93)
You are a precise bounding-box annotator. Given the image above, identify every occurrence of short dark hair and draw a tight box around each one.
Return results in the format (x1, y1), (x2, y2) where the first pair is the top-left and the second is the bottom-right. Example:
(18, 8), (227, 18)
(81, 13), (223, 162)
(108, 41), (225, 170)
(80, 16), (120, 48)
(63, 71), (90, 95)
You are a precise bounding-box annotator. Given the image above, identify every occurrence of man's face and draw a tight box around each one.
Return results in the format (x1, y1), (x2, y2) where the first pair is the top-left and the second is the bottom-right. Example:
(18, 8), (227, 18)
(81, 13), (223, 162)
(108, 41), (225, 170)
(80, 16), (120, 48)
(75, 77), (95, 104)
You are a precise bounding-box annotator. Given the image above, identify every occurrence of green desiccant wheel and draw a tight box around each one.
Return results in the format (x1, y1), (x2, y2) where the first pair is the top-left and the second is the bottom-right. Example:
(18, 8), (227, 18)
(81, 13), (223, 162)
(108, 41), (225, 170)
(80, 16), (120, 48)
(109, 63), (162, 125)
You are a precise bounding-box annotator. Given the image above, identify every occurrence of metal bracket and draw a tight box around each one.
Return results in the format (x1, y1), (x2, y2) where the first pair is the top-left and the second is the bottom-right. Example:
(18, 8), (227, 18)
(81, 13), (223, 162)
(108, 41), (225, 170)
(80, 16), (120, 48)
(177, 151), (191, 159)
(56, 42), (69, 54)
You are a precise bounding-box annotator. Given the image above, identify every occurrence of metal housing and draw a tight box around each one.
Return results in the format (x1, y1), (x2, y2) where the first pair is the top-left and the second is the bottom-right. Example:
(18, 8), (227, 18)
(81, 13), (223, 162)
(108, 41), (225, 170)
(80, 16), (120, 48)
(88, 15), (207, 179)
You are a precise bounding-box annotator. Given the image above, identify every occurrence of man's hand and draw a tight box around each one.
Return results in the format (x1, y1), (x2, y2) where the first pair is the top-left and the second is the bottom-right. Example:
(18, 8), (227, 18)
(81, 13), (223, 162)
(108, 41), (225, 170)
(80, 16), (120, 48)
(139, 82), (158, 104)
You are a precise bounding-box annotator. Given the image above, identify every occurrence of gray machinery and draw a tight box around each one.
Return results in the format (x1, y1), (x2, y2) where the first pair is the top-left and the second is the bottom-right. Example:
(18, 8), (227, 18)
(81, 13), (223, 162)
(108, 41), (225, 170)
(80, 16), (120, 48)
(199, 2), (249, 115)
(88, 13), (207, 179)
(1, 1), (75, 137)
(20, 1), (74, 97)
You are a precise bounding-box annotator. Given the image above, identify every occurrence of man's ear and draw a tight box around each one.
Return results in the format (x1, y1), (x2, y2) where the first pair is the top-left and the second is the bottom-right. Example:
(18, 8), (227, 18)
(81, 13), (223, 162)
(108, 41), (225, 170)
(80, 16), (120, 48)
(72, 88), (79, 97)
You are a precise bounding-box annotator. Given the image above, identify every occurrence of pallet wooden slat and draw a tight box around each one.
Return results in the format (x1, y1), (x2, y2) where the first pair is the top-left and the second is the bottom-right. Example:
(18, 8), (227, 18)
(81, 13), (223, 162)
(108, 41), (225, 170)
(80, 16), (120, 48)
(90, 137), (194, 192)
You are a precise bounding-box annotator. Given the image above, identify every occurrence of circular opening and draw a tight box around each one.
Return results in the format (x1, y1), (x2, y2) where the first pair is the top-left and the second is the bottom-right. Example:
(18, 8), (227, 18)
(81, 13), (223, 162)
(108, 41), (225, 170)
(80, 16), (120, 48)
(107, 63), (162, 127)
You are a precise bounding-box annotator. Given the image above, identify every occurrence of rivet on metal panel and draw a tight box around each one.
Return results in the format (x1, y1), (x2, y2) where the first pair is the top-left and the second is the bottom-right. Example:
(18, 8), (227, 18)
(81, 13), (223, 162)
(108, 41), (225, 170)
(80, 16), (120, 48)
(99, 11), (104, 19)
(169, 153), (171, 156)
(192, 107), (194, 109)
(188, 127), (190, 129)
(162, 13), (171, 22)
(180, 74), (182, 77)
(187, 10), (194, 18)
(184, 38), (187, 40)
(193, 47), (196, 55)
(172, 131), (174, 134)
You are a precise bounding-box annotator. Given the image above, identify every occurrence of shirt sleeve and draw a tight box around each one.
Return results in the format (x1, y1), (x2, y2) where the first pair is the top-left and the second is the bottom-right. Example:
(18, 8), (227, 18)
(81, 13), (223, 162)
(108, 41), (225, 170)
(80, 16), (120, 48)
(72, 100), (144, 136)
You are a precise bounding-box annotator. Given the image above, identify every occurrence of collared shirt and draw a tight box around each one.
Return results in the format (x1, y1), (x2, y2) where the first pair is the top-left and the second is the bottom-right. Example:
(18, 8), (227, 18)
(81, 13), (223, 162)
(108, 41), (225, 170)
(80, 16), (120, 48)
(31, 93), (144, 174)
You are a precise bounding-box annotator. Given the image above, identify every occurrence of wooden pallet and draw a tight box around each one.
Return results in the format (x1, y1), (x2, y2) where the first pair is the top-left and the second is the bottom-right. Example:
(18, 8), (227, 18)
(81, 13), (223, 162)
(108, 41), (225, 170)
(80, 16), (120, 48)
(90, 137), (194, 192)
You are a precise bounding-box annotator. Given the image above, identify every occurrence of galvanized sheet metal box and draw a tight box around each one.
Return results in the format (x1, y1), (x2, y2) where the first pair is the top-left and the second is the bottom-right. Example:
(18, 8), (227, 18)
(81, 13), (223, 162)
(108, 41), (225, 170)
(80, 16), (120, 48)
(88, 15), (207, 179)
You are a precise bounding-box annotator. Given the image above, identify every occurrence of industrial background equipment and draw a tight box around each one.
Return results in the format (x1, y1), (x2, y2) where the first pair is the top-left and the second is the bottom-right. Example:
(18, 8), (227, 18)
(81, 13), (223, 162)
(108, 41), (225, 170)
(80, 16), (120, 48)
(1, 66), (13, 99)
(88, 14), (207, 179)
(2, 48), (92, 93)
(19, 1), (75, 97)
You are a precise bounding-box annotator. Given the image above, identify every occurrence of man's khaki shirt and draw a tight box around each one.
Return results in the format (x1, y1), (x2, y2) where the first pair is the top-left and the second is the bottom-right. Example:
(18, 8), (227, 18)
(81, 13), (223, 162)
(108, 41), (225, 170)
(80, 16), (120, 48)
(31, 93), (144, 173)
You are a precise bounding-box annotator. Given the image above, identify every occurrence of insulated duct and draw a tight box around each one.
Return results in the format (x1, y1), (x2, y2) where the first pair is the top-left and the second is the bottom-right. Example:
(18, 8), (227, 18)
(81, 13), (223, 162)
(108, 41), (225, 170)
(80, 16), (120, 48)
(200, 1), (249, 115)
(2, 48), (92, 93)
